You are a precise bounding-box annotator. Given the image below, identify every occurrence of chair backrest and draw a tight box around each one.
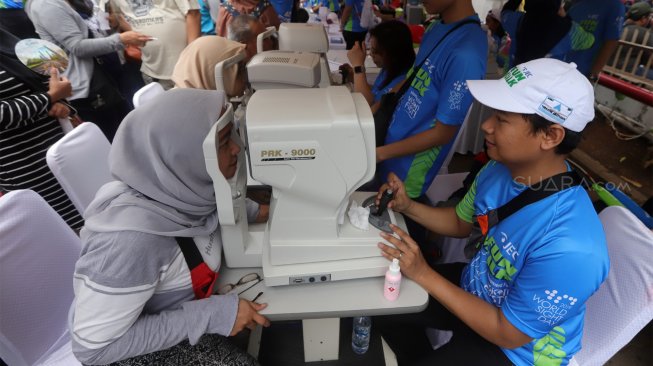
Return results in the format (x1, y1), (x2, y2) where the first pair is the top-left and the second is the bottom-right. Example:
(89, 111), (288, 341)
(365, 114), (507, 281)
(573, 206), (653, 366)
(438, 105), (472, 175)
(0, 190), (82, 366)
(46, 122), (113, 217)
(132, 82), (165, 108)
(425, 172), (470, 265)
(425, 172), (467, 204)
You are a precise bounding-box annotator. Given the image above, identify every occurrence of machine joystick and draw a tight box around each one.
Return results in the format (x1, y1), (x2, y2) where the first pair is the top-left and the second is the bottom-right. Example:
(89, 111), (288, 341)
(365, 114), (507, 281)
(375, 189), (394, 216)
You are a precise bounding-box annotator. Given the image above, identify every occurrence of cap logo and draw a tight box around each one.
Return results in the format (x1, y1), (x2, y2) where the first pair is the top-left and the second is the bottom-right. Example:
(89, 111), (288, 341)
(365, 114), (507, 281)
(504, 66), (531, 87)
(538, 96), (573, 124)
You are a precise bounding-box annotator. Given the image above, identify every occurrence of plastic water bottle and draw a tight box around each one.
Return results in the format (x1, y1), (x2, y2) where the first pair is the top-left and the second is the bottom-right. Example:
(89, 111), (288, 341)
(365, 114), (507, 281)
(351, 316), (371, 354)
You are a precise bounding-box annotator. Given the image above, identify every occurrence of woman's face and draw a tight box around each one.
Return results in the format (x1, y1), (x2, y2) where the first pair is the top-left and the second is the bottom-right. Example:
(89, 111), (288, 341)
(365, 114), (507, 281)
(486, 16), (500, 34)
(216, 122), (241, 179)
(369, 36), (384, 68)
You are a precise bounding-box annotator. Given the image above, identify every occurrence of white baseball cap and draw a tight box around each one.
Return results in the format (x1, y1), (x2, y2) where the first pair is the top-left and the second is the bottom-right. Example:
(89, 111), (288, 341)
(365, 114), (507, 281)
(467, 58), (595, 132)
(487, 7), (502, 22)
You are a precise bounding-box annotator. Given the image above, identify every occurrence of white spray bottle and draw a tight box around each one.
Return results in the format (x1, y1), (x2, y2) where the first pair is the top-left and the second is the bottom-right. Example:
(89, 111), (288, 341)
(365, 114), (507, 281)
(383, 258), (401, 301)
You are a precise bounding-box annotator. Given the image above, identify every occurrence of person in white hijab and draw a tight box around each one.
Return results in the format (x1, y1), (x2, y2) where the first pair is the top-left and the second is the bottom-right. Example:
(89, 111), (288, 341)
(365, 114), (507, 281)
(70, 88), (270, 366)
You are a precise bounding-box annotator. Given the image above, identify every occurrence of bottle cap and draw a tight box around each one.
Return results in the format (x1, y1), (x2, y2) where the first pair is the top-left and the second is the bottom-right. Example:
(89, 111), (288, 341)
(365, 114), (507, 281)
(389, 258), (400, 273)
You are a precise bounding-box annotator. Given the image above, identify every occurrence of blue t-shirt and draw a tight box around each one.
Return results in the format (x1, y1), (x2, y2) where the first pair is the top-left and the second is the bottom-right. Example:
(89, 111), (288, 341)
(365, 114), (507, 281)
(0, 0), (23, 9)
(304, 0), (319, 8)
(198, 0), (216, 35)
(320, 0), (340, 13)
(270, 0), (293, 22)
(455, 161), (609, 366)
(502, 11), (595, 68)
(379, 16), (487, 198)
(371, 68), (405, 103)
(567, 0), (625, 75)
(344, 0), (366, 32)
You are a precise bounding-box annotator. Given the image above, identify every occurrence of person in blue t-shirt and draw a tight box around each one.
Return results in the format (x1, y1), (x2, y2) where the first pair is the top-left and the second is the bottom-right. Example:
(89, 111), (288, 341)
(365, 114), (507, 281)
(340, 0), (367, 49)
(341, 20), (415, 105)
(375, 0), (486, 247)
(567, 0), (625, 80)
(270, 0), (293, 22)
(374, 58), (609, 366)
(320, 0), (340, 13)
(0, 0), (38, 40)
(198, 0), (217, 35)
(501, 0), (594, 67)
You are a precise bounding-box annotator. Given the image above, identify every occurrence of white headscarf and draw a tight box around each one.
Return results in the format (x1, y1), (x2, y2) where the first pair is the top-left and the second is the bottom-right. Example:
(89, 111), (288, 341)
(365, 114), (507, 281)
(83, 89), (226, 237)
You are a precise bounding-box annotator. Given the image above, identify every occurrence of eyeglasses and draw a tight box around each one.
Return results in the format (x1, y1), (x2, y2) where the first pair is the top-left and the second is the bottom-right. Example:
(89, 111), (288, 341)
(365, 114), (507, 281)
(218, 272), (262, 296)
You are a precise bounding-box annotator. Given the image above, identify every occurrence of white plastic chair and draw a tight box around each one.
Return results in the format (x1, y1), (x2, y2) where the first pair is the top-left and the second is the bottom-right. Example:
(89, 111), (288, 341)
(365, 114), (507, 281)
(46, 122), (113, 217)
(438, 105), (473, 175)
(132, 82), (165, 108)
(425, 172), (471, 264)
(424, 172), (470, 350)
(0, 190), (82, 366)
(568, 206), (653, 366)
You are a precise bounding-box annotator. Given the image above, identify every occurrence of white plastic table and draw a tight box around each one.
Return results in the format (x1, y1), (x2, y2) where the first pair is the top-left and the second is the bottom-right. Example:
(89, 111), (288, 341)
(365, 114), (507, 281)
(217, 266), (428, 362)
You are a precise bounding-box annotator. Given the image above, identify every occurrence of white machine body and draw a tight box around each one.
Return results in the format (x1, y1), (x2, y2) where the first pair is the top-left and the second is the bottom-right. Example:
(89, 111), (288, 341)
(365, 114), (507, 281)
(247, 51), (321, 90)
(203, 104), (266, 268)
(277, 23), (333, 88)
(277, 23), (329, 53)
(203, 86), (406, 286)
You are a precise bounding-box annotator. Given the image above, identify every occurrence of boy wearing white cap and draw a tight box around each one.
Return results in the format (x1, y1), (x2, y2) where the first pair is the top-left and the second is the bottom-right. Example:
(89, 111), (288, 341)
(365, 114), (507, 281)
(375, 58), (609, 366)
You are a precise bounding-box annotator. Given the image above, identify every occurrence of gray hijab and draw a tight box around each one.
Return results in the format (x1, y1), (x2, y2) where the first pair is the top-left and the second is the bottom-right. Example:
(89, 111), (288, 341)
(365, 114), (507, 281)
(83, 89), (226, 237)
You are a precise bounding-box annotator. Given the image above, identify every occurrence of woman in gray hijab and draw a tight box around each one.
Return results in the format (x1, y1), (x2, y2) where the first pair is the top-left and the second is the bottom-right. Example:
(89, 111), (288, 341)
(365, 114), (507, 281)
(70, 88), (270, 366)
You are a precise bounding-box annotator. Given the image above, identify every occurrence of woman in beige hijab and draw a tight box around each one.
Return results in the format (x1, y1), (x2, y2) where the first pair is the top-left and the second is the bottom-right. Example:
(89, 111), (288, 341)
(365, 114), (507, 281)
(172, 36), (248, 97)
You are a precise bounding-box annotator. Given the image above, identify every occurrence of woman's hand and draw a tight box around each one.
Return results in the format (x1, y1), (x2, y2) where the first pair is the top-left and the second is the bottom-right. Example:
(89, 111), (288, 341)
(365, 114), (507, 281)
(48, 102), (71, 118)
(230, 299), (271, 336)
(119, 31), (151, 47)
(339, 63), (354, 83)
(255, 204), (270, 223)
(376, 172), (413, 213)
(378, 224), (431, 284)
(347, 41), (366, 68)
(47, 68), (72, 102)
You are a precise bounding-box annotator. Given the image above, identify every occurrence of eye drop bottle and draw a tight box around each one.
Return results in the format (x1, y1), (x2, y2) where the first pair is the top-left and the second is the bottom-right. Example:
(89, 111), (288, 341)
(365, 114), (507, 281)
(383, 258), (401, 301)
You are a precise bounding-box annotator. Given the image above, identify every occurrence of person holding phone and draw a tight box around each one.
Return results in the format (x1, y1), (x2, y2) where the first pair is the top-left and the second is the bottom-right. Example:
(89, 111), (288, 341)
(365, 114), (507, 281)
(26, 0), (151, 141)
(0, 26), (84, 230)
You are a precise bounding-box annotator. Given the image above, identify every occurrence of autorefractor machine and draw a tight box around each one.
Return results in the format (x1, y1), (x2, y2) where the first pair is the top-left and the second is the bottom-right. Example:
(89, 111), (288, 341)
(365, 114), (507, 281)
(203, 24), (407, 287)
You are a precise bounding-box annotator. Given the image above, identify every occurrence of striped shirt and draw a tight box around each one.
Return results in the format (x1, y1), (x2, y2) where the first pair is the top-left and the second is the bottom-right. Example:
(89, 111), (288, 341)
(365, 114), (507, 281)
(0, 68), (83, 229)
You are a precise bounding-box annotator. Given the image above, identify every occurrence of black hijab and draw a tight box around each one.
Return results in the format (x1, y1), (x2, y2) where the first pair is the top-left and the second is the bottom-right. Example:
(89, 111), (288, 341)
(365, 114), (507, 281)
(514, 0), (572, 65)
(0, 25), (49, 93)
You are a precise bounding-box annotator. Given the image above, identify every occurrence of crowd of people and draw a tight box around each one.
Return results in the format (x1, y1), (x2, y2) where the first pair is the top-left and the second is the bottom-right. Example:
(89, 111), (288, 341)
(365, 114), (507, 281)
(0, 0), (648, 365)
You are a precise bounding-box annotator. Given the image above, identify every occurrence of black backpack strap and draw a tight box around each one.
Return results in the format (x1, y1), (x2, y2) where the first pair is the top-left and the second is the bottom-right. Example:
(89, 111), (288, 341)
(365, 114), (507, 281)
(496, 170), (582, 223)
(175, 236), (204, 274)
(396, 18), (481, 99)
(477, 170), (582, 234)
(175, 236), (220, 299)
